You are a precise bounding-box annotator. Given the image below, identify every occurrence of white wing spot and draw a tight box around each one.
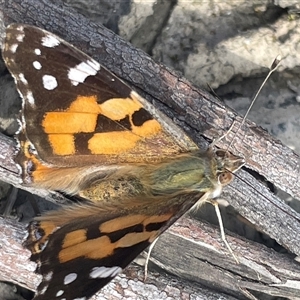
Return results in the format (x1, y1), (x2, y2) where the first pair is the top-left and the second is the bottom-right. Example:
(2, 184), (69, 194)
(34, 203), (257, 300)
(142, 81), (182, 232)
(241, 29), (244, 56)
(26, 91), (35, 106)
(35, 48), (41, 55)
(89, 266), (122, 279)
(33, 61), (42, 70)
(68, 60), (100, 86)
(39, 285), (48, 295)
(10, 44), (18, 53)
(16, 33), (25, 42)
(74, 298), (86, 300)
(41, 34), (60, 48)
(40, 240), (48, 251)
(19, 73), (28, 85)
(64, 273), (77, 285)
(44, 271), (53, 282)
(56, 290), (64, 297)
(42, 75), (58, 90)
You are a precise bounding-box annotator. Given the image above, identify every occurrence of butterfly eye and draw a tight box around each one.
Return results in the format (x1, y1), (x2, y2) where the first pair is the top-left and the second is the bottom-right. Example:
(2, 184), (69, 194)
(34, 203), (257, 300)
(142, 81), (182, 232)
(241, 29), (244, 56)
(218, 172), (233, 185)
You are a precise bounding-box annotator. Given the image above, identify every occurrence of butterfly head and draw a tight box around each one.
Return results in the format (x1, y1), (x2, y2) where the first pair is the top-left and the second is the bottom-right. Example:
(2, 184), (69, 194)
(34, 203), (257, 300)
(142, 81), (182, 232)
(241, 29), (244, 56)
(213, 149), (245, 186)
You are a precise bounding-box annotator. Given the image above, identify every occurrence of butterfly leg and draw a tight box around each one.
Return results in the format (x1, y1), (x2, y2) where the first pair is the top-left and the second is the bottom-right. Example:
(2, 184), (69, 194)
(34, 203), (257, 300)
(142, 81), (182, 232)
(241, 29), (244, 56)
(207, 199), (239, 264)
(143, 236), (159, 281)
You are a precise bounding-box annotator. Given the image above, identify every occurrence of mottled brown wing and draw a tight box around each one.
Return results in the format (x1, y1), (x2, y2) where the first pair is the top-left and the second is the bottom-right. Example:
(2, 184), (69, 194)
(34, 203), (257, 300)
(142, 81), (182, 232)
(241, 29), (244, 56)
(25, 190), (202, 300)
(3, 24), (197, 172)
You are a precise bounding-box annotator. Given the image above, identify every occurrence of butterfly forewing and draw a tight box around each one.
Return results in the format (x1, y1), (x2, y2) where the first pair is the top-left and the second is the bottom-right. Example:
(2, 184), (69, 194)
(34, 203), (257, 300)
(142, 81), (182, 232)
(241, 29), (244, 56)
(3, 24), (196, 170)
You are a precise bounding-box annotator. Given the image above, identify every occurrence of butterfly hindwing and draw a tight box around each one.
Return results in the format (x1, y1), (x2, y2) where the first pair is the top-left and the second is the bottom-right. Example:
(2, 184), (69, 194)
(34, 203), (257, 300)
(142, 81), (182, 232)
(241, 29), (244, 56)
(25, 190), (204, 300)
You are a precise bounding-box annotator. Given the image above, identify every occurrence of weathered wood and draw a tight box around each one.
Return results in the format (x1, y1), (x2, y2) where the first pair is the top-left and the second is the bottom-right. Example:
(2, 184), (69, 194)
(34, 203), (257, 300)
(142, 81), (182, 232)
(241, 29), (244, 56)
(154, 217), (300, 299)
(0, 0), (300, 299)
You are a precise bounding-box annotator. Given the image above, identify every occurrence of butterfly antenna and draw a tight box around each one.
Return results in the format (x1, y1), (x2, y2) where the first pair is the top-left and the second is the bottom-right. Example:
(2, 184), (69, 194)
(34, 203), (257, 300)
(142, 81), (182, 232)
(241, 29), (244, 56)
(209, 56), (282, 264)
(226, 55), (282, 151)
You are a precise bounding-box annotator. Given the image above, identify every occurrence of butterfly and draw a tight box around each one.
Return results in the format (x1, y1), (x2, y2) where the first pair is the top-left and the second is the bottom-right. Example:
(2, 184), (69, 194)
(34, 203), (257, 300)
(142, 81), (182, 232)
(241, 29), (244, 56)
(2, 23), (244, 300)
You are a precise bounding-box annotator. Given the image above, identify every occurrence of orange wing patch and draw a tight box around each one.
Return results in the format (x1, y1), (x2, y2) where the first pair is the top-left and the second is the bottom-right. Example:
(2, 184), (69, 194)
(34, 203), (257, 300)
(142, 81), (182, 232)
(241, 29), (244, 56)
(58, 213), (172, 263)
(43, 94), (162, 156)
